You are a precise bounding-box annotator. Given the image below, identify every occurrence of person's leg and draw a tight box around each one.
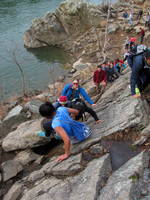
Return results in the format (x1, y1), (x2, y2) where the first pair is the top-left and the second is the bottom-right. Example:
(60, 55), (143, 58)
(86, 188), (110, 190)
(84, 103), (99, 121)
(140, 35), (144, 44)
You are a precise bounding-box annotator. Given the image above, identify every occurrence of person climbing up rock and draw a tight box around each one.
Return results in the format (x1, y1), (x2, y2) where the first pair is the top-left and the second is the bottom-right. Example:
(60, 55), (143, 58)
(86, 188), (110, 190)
(93, 65), (107, 93)
(39, 102), (92, 162)
(130, 50), (150, 98)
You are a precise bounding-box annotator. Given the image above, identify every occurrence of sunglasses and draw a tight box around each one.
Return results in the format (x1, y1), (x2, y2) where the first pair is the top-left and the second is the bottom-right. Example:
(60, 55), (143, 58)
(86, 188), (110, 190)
(73, 82), (78, 85)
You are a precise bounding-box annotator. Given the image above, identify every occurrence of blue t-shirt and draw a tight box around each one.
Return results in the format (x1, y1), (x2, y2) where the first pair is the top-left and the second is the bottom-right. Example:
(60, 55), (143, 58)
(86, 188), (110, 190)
(52, 107), (91, 143)
(52, 107), (74, 137)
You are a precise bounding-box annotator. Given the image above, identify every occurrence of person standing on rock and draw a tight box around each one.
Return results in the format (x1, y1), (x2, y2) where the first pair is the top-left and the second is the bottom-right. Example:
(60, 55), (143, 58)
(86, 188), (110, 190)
(93, 65), (107, 93)
(128, 10), (133, 26)
(122, 11), (128, 25)
(145, 13), (150, 30)
(61, 79), (101, 123)
(137, 9), (143, 21)
(39, 102), (92, 161)
(130, 50), (150, 98)
(139, 27), (145, 44)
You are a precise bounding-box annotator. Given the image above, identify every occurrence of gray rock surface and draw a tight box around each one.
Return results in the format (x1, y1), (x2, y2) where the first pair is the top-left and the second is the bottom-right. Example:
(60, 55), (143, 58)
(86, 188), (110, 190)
(2, 119), (50, 152)
(98, 152), (149, 200)
(27, 170), (45, 182)
(3, 182), (24, 200)
(1, 105), (27, 138)
(14, 149), (39, 166)
(72, 58), (89, 71)
(41, 153), (83, 176)
(71, 71), (149, 154)
(3, 105), (23, 121)
(24, 100), (43, 114)
(21, 178), (61, 200)
(1, 160), (23, 182)
(141, 124), (150, 136)
(108, 24), (120, 34)
(21, 154), (111, 200)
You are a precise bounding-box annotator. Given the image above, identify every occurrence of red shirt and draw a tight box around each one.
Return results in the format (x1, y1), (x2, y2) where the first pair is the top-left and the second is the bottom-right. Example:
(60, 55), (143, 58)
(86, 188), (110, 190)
(93, 69), (107, 84)
(140, 29), (145, 36)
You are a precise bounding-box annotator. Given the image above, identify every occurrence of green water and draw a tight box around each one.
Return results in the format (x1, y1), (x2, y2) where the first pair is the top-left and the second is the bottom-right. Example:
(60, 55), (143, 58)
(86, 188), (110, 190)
(0, 0), (67, 101)
(0, 0), (117, 101)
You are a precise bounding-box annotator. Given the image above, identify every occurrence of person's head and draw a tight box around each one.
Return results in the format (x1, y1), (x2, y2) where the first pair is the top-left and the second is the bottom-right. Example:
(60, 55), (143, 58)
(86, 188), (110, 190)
(145, 50), (150, 66)
(115, 59), (119, 63)
(72, 79), (79, 89)
(129, 37), (137, 44)
(39, 102), (56, 119)
(97, 65), (102, 71)
(101, 62), (106, 68)
(58, 96), (68, 106)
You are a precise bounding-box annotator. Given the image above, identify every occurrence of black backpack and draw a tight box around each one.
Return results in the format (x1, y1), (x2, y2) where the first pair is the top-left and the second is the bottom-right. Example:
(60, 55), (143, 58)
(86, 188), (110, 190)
(66, 99), (87, 121)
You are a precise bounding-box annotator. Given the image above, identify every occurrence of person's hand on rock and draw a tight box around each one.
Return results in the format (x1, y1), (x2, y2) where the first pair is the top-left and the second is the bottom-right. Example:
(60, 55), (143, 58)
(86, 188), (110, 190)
(95, 120), (103, 124)
(132, 94), (141, 98)
(92, 104), (96, 107)
(56, 154), (69, 162)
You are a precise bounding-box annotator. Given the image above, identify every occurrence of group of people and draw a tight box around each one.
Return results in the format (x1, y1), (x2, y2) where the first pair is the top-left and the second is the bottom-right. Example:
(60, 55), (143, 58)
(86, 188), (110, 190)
(37, 16), (150, 162)
(122, 8), (150, 28)
(39, 79), (102, 161)
(93, 59), (127, 93)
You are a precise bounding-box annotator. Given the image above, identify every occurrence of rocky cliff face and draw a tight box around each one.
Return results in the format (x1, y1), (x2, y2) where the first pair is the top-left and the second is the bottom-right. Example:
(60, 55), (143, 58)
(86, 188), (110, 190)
(23, 0), (107, 48)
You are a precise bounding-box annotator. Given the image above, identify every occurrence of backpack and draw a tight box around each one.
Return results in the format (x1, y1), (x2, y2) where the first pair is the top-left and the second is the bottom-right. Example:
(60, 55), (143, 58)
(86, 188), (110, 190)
(66, 99), (87, 121)
(136, 45), (147, 54)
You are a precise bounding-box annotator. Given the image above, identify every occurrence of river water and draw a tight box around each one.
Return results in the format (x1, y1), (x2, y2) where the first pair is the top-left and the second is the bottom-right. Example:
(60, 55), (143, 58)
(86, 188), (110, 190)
(0, 0), (116, 101)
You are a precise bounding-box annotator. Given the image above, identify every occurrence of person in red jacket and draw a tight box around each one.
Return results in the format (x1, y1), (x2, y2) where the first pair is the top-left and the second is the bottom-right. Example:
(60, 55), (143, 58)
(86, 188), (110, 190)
(93, 65), (107, 93)
(140, 27), (145, 44)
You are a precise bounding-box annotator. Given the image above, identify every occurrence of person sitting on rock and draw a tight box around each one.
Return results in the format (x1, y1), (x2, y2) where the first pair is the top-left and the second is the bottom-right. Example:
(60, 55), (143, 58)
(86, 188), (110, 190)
(39, 102), (92, 161)
(61, 79), (94, 105)
(61, 79), (102, 123)
(130, 50), (150, 98)
(108, 61), (119, 82)
(93, 65), (107, 93)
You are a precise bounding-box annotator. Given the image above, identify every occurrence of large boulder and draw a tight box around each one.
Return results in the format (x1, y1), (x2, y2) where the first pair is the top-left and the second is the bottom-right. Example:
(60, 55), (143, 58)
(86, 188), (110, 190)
(3, 182), (24, 200)
(98, 152), (149, 200)
(1, 160), (23, 182)
(2, 119), (50, 152)
(1, 105), (27, 138)
(23, 0), (106, 48)
(24, 99), (43, 114)
(20, 154), (111, 200)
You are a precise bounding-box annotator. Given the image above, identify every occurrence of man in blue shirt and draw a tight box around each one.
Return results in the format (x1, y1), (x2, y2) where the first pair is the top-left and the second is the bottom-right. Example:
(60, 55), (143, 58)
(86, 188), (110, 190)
(61, 79), (95, 105)
(39, 102), (92, 162)
(61, 79), (101, 123)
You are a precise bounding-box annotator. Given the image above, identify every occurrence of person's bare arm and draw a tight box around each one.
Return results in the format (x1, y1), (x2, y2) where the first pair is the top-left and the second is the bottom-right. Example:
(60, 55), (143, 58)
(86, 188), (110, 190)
(54, 126), (71, 162)
(67, 108), (79, 116)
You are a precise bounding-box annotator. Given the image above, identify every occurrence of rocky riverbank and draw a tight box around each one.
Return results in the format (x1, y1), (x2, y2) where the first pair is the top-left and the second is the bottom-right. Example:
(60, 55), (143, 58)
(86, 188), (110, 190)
(1, 0), (150, 199)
